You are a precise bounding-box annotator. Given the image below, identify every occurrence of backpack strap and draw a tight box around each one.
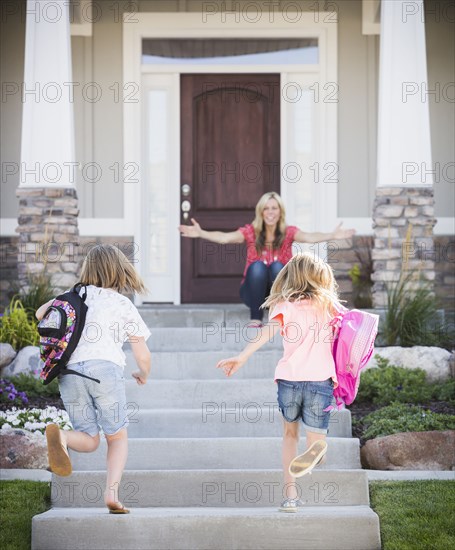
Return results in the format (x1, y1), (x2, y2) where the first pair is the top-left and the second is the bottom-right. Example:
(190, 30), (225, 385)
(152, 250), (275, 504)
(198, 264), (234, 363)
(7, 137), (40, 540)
(72, 283), (88, 302)
(59, 368), (101, 384)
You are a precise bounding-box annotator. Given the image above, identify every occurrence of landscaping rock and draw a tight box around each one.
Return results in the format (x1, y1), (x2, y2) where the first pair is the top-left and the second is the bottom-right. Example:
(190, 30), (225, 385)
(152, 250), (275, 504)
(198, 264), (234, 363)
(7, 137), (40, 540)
(0, 426), (48, 469)
(361, 430), (455, 471)
(2, 346), (41, 379)
(366, 346), (452, 382)
(0, 344), (16, 368)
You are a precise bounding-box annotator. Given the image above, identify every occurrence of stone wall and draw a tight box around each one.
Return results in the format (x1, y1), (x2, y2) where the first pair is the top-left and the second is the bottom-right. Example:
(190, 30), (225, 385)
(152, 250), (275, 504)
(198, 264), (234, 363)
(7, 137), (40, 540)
(16, 188), (80, 292)
(326, 234), (454, 313)
(371, 187), (437, 308)
(326, 236), (374, 309)
(0, 235), (134, 309)
(0, 233), (453, 311)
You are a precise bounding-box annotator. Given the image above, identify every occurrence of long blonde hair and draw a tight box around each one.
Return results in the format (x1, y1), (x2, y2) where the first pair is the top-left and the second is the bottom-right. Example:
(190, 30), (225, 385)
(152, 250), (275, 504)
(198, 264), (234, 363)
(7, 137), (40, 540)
(263, 252), (341, 315)
(79, 244), (147, 294)
(252, 192), (287, 253)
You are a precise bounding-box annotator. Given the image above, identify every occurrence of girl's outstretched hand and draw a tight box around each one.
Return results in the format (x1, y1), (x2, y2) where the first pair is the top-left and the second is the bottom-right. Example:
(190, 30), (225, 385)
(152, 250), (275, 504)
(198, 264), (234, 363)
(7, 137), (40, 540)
(216, 356), (246, 377)
(178, 218), (202, 238)
(332, 222), (356, 240)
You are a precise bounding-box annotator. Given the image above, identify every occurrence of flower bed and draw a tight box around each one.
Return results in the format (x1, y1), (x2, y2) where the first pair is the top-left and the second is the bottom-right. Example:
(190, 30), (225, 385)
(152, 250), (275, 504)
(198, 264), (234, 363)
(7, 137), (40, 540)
(0, 406), (71, 434)
(0, 378), (28, 406)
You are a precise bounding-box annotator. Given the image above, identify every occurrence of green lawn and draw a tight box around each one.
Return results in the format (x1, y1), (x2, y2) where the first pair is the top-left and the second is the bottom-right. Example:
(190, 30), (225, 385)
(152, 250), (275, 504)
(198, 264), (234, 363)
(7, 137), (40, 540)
(370, 480), (455, 550)
(0, 480), (454, 549)
(0, 480), (51, 550)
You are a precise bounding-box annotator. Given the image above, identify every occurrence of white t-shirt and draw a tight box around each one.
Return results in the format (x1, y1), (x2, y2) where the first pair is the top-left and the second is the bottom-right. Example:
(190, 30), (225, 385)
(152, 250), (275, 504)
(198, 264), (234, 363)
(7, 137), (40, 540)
(67, 285), (151, 368)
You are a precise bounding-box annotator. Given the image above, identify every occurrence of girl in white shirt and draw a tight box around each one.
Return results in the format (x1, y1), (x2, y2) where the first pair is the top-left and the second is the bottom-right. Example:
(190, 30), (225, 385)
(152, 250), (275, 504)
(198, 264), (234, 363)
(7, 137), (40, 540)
(36, 245), (151, 514)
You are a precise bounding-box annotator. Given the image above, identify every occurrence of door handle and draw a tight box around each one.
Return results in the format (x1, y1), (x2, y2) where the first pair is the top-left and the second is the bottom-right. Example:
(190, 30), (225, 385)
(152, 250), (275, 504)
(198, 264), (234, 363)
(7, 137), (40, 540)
(181, 200), (191, 220)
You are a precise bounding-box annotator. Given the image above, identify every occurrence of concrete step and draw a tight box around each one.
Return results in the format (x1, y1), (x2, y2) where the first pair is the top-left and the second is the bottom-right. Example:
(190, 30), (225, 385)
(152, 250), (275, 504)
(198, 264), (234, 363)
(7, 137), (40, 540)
(51, 469), (370, 508)
(124, 378), (342, 410)
(70, 437), (361, 471)
(124, 349), (281, 379)
(137, 304), (251, 328)
(145, 327), (283, 352)
(125, 408), (352, 438)
(32, 506), (381, 550)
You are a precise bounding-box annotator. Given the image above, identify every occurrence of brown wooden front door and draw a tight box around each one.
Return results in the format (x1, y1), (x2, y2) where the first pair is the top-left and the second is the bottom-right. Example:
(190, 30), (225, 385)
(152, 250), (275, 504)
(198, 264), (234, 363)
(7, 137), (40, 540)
(180, 74), (280, 303)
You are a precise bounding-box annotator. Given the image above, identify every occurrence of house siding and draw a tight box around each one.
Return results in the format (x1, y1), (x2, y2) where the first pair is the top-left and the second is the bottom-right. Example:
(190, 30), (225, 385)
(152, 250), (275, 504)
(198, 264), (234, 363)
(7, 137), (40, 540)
(0, 0), (453, 309)
(1, 1), (453, 222)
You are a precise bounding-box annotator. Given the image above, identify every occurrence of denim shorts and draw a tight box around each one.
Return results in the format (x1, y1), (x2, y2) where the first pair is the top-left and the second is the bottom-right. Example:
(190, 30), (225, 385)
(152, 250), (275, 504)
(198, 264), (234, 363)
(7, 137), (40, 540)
(58, 360), (129, 437)
(277, 378), (334, 435)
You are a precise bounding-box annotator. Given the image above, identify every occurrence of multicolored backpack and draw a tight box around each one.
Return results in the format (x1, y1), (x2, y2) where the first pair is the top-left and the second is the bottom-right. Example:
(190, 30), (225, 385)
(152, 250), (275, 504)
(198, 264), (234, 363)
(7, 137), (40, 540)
(37, 284), (99, 385)
(329, 306), (379, 408)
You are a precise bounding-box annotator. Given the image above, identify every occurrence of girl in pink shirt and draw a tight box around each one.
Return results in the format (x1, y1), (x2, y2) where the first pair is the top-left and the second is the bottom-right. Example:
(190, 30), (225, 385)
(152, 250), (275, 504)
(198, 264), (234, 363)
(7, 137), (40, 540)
(217, 252), (342, 512)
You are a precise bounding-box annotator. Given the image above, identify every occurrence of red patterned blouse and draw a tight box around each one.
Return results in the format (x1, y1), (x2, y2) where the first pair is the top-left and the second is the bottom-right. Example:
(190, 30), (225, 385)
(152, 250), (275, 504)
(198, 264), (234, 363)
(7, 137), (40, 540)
(237, 224), (299, 283)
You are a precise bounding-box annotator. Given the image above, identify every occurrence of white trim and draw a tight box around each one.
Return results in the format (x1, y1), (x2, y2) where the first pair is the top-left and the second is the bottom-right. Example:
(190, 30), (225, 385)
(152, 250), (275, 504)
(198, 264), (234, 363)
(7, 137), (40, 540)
(70, 0), (92, 36)
(140, 73), (181, 305)
(140, 64), (319, 74)
(123, 12), (338, 304)
(0, 218), (131, 237)
(362, 0), (381, 35)
(434, 218), (455, 236)
(2, 217), (453, 237)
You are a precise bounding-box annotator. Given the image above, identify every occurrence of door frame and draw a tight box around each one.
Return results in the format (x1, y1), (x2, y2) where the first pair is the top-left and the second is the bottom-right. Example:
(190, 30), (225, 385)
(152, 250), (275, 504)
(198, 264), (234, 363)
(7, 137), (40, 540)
(123, 11), (338, 305)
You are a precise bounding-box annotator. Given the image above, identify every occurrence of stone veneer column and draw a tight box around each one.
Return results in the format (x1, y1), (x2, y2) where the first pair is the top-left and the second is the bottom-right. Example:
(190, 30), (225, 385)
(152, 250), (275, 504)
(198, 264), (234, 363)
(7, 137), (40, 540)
(17, 1), (78, 292)
(16, 188), (79, 292)
(372, 0), (435, 308)
(371, 187), (436, 307)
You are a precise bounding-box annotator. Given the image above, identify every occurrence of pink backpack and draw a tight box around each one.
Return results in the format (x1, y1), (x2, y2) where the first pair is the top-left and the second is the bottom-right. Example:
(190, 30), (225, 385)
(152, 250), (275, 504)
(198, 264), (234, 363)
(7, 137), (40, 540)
(329, 306), (379, 409)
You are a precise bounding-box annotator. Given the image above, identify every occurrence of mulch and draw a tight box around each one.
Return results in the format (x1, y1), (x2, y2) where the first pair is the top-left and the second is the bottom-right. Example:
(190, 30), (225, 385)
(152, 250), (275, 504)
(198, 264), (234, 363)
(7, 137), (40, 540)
(0, 396), (64, 412)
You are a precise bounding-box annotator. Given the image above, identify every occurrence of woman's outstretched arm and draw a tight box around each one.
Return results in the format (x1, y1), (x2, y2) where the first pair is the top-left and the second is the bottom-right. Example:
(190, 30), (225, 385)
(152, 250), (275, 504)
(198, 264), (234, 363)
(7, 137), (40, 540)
(178, 218), (245, 245)
(294, 222), (356, 244)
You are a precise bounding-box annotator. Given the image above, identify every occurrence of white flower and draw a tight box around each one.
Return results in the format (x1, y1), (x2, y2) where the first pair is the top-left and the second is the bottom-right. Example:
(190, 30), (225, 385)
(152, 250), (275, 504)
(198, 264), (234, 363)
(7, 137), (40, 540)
(0, 407), (72, 433)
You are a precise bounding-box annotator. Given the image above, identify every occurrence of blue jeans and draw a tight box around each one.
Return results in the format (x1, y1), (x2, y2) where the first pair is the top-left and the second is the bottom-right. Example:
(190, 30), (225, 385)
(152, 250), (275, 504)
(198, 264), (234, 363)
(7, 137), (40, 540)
(240, 260), (284, 321)
(58, 360), (129, 436)
(277, 378), (334, 435)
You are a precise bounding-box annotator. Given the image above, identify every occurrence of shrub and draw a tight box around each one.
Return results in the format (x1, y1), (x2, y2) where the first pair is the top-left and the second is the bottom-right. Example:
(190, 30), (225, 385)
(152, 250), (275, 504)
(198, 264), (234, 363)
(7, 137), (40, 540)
(383, 272), (453, 349)
(0, 299), (39, 350)
(348, 237), (373, 309)
(6, 373), (60, 398)
(15, 272), (55, 321)
(361, 402), (455, 440)
(0, 379), (28, 406)
(0, 406), (71, 434)
(356, 356), (455, 405)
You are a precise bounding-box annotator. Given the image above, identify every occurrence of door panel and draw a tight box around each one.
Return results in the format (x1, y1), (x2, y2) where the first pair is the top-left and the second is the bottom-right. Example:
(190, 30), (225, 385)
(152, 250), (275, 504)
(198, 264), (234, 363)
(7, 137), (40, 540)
(181, 74), (280, 303)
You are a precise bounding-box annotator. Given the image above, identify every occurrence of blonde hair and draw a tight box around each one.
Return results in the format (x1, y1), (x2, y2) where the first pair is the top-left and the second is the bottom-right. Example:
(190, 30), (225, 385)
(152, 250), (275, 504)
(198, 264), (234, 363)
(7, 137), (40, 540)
(79, 244), (147, 294)
(263, 252), (341, 315)
(252, 192), (287, 253)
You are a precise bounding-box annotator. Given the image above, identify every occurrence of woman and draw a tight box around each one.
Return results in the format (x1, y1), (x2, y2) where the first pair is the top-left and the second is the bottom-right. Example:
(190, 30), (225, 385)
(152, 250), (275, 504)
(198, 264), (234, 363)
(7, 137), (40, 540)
(179, 191), (355, 325)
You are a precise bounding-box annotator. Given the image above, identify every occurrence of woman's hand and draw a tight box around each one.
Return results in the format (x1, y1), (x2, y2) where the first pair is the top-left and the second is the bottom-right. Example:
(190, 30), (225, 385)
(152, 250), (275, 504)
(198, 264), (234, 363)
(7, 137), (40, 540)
(179, 218), (202, 238)
(216, 355), (247, 377)
(332, 222), (356, 240)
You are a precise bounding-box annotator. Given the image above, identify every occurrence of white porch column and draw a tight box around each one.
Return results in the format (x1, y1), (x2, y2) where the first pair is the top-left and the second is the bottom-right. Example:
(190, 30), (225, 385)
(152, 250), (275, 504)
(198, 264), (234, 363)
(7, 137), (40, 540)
(377, 0), (432, 186)
(17, 0), (79, 291)
(20, 0), (75, 187)
(372, 0), (436, 308)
